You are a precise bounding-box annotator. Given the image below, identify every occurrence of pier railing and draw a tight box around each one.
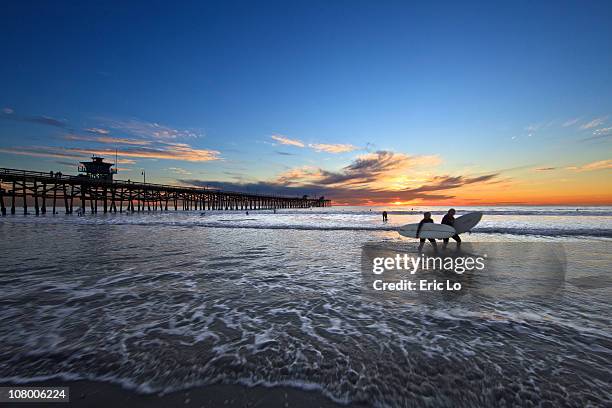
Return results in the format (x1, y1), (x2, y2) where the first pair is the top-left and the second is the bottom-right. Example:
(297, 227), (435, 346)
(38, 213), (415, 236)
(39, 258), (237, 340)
(0, 167), (331, 215)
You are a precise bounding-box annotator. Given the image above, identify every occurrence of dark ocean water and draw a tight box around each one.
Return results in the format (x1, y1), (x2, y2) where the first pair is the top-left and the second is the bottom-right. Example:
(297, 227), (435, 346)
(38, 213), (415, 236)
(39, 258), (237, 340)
(0, 208), (611, 407)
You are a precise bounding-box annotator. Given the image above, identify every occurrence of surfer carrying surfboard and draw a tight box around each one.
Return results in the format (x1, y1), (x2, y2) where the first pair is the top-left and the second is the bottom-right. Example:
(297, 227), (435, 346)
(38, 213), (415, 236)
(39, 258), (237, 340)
(416, 212), (438, 252)
(441, 208), (461, 248)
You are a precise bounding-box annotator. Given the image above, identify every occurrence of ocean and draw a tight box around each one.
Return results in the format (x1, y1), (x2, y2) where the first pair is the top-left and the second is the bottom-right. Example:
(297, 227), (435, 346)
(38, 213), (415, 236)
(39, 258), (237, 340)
(0, 206), (610, 406)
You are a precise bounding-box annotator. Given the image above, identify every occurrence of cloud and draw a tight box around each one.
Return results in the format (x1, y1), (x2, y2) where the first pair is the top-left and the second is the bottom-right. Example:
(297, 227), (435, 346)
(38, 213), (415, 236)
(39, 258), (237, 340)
(1, 111), (220, 168)
(403, 174), (499, 194)
(274, 166), (323, 185)
(274, 151), (296, 156)
(593, 127), (612, 136)
(0, 111), (67, 128)
(64, 134), (152, 146)
(524, 121), (555, 133)
(581, 127), (612, 142)
(98, 117), (201, 140)
(0, 143), (220, 164)
(535, 167), (556, 171)
(69, 145), (220, 162)
(3, 112), (200, 141)
(270, 134), (305, 148)
(270, 134), (360, 154)
(180, 150), (499, 205)
(0, 146), (136, 164)
(32, 116), (67, 128)
(304, 151), (442, 189)
(269, 151), (407, 188)
(308, 143), (359, 153)
(566, 159), (612, 172)
(0, 147), (87, 161)
(580, 117), (607, 130)
(167, 167), (192, 175)
(85, 127), (110, 135)
(562, 118), (580, 127)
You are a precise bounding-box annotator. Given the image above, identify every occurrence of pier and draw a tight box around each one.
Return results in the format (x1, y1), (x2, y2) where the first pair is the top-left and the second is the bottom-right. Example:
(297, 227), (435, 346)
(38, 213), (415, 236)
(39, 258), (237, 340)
(0, 165), (331, 216)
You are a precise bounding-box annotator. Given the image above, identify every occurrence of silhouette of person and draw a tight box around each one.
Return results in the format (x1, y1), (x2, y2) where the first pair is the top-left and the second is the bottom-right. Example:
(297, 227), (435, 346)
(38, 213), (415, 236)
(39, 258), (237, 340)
(416, 212), (438, 251)
(382, 211), (388, 222)
(441, 208), (461, 248)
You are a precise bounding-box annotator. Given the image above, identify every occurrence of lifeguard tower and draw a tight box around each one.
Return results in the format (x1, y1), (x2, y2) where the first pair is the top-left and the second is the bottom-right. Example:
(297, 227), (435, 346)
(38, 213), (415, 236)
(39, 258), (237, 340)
(78, 156), (117, 181)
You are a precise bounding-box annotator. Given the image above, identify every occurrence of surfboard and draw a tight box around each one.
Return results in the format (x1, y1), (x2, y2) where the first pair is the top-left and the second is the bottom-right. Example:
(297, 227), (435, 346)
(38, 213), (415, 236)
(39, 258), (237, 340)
(398, 223), (456, 239)
(453, 212), (483, 234)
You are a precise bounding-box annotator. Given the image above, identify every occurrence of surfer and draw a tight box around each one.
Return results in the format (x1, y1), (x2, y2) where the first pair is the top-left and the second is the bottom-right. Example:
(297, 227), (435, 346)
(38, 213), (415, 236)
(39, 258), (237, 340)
(382, 211), (388, 222)
(416, 212), (438, 251)
(441, 208), (461, 248)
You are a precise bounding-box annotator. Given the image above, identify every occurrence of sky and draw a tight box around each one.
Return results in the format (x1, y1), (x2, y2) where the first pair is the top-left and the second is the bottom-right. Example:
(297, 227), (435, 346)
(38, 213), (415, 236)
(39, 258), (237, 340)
(1, 0), (611, 205)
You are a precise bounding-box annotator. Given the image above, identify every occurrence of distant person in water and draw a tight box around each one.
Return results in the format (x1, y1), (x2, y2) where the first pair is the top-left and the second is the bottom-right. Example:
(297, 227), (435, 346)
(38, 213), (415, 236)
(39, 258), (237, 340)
(441, 208), (461, 248)
(246, 211), (249, 215)
(382, 211), (388, 222)
(416, 212), (438, 251)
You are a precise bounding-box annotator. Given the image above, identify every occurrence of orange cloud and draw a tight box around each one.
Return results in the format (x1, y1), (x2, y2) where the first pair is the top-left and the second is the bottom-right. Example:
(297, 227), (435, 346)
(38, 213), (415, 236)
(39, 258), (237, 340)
(271, 134), (305, 147)
(68, 145), (220, 162)
(308, 143), (358, 153)
(274, 166), (323, 185)
(566, 159), (612, 172)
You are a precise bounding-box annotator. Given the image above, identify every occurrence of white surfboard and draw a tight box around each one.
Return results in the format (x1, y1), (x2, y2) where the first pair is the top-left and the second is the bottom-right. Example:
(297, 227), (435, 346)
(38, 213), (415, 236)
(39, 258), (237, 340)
(453, 212), (483, 234)
(398, 223), (456, 239)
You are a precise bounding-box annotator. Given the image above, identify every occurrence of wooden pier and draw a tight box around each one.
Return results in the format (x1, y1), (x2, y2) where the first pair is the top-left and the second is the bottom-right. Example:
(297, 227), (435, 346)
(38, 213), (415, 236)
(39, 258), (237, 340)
(0, 167), (331, 216)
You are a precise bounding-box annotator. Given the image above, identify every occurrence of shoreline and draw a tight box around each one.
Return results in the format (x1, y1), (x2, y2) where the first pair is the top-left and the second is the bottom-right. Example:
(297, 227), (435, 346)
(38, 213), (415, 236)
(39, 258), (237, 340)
(0, 380), (350, 408)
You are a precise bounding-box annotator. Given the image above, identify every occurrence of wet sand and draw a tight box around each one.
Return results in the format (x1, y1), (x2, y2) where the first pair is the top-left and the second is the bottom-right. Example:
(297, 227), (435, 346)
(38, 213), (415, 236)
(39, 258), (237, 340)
(0, 381), (348, 408)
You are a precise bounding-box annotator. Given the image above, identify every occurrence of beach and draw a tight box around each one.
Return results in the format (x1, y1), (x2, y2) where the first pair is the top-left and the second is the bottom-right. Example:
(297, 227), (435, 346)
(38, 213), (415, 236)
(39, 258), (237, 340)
(1, 206), (611, 407)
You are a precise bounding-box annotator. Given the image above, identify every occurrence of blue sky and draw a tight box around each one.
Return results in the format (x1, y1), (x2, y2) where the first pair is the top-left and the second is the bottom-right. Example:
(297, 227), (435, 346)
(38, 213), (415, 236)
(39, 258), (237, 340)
(1, 1), (611, 204)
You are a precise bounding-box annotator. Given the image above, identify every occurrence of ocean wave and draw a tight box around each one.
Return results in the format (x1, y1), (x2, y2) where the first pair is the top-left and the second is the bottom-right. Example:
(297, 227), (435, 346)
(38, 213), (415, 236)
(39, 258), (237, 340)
(100, 219), (612, 237)
(320, 210), (612, 217)
(3, 216), (612, 237)
(471, 226), (612, 238)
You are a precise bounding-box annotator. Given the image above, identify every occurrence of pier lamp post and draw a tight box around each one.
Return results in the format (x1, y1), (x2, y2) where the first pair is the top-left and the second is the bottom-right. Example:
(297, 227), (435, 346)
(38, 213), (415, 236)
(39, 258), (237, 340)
(141, 170), (146, 184)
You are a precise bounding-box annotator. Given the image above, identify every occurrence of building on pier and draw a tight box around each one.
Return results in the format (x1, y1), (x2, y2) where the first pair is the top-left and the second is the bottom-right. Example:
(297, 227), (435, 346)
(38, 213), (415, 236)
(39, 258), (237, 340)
(78, 156), (117, 181)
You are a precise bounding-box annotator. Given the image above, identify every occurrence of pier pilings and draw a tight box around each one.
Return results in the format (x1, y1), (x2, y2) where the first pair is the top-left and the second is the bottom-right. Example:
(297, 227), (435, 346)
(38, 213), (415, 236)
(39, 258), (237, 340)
(0, 168), (331, 216)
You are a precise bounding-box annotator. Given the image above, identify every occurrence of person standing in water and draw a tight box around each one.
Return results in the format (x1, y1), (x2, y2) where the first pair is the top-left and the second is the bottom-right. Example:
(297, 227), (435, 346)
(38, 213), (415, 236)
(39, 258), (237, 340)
(441, 208), (461, 248)
(416, 212), (438, 251)
(382, 211), (388, 222)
